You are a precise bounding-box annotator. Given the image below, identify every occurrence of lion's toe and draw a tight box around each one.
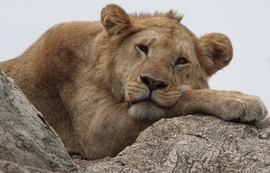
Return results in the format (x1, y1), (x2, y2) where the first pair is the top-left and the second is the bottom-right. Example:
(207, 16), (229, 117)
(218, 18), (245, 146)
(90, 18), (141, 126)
(239, 96), (267, 123)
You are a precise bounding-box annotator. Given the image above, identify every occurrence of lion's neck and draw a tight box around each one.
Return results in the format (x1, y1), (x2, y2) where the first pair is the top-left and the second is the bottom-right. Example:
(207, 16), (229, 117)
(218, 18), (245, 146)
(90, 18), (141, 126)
(82, 33), (125, 102)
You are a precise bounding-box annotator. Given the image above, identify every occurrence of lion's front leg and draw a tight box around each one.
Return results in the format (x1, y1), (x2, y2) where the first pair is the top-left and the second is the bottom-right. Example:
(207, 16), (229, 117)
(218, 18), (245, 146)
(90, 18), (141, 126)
(169, 89), (268, 122)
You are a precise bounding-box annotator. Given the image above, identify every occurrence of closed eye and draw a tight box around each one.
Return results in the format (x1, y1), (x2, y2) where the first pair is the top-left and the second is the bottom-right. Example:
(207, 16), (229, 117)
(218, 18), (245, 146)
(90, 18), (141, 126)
(137, 44), (148, 55)
(175, 57), (189, 65)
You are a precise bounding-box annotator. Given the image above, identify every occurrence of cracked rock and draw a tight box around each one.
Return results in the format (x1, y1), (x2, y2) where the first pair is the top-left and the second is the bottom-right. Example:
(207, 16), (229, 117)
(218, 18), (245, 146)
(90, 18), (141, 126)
(77, 116), (270, 172)
(0, 70), (82, 172)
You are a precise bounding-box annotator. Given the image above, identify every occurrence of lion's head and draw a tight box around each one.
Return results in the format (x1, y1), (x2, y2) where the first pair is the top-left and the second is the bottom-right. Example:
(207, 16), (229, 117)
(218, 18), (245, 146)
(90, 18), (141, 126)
(98, 4), (233, 120)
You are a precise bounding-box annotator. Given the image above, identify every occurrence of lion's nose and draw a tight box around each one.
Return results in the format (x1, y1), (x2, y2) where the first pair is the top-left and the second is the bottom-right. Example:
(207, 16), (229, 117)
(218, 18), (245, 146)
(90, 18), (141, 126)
(140, 75), (167, 91)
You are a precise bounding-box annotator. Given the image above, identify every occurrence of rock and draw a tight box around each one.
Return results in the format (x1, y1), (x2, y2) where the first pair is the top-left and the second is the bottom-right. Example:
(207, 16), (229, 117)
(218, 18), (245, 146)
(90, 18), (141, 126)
(80, 115), (270, 172)
(0, 70), (82, 172)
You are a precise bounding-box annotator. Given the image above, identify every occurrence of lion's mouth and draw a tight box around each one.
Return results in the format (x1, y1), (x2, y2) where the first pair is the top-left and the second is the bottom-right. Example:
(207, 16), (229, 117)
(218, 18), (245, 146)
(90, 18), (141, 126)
(127, 98), (166, 108)
(127, 99), (145, 106)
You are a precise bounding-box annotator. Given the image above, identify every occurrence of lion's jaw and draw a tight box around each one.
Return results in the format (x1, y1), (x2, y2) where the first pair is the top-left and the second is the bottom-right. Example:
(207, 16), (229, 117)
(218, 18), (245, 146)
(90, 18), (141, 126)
(128, 100), (166, 120)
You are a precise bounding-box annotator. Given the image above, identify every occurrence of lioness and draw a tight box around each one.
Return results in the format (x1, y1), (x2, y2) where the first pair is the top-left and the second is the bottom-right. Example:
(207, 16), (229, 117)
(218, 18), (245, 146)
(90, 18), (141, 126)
(0, 4), (267, 160)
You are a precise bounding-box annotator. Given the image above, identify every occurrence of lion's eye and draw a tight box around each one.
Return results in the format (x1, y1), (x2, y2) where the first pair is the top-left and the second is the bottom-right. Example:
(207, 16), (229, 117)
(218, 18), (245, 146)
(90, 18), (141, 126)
(175, 57), (188, 65)
(137, 44), (148, 55)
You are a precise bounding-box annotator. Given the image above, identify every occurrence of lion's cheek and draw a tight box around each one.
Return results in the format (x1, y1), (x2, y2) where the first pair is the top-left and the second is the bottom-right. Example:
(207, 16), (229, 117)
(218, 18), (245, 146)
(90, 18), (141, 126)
(151, 86), (190, 107)
(128, 102), (165, 120)
(124, 84), (149, 102)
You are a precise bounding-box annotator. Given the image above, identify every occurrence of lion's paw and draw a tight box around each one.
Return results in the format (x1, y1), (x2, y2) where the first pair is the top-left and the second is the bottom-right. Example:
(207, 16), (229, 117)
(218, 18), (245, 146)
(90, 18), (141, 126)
(220, 93), (268, 123)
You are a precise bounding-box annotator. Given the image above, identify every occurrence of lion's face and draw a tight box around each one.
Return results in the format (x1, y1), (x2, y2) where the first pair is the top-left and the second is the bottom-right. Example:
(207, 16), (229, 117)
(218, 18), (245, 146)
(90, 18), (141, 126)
(101, 4), (233, 120)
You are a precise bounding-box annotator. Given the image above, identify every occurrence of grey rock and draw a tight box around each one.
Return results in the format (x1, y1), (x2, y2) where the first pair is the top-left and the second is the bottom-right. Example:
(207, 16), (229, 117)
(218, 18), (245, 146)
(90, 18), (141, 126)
(0, 70), (82, 173)
(82, 115), (270, 173)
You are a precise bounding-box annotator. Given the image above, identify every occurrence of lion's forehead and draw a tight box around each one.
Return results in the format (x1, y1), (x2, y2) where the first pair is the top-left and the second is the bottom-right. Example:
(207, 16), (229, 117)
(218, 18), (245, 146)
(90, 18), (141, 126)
(138, 17), (196, 37)
(131, 28), (197, 59)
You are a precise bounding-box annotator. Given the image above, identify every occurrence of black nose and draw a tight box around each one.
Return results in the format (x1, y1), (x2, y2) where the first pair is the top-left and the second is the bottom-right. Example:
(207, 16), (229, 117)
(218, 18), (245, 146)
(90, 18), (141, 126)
(140, 75), (167, 90)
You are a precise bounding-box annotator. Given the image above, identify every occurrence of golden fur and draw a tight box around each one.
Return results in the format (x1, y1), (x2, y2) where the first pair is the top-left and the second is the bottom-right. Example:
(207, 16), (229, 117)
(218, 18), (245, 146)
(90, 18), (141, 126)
(0, 4), (267, 159)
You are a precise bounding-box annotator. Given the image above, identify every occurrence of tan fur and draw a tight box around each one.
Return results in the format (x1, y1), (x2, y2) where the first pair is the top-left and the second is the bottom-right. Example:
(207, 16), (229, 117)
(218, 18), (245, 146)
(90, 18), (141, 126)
(0, 4), (267, 159)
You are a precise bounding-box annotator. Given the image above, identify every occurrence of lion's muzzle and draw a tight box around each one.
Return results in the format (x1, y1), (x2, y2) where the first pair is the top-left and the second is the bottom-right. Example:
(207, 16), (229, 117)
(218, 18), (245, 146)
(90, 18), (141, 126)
(140, 75), (168, 91)
(127, 75), (169, 107)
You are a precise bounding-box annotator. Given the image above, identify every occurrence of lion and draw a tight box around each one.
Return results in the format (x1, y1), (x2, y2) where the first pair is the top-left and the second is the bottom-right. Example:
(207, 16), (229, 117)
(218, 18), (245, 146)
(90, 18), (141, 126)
(0, 4), (267, 160)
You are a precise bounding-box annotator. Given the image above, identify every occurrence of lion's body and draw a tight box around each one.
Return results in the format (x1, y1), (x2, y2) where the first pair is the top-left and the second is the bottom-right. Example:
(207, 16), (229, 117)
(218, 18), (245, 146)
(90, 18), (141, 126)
(0, 4), (267, 159)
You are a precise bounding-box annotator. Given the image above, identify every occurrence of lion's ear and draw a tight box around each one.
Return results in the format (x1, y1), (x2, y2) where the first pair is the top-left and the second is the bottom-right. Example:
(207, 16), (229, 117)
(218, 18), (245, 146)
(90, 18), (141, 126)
(101, 4), (134, 37)
(197, 33), (233, 77)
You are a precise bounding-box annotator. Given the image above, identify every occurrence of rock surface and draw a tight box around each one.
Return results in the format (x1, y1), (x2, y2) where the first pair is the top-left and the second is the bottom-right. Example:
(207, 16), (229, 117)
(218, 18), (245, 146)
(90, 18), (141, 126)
(1, 70), (270, 173)
(79, 115), (270, 172)
(0, 70), (82, 172)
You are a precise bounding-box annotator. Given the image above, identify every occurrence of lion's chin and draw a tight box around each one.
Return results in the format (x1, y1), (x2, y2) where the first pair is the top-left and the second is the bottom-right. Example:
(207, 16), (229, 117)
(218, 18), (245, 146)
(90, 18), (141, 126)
(128, 100), (166, 120)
